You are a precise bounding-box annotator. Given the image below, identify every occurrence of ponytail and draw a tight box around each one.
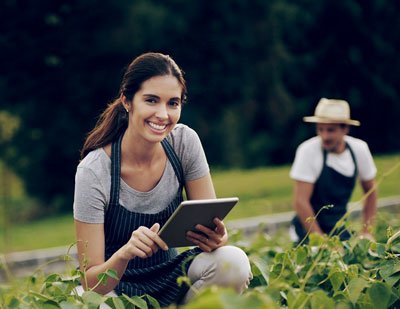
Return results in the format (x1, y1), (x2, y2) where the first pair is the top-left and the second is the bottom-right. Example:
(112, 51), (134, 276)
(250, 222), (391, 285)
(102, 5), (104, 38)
(80, 98), (127, 159)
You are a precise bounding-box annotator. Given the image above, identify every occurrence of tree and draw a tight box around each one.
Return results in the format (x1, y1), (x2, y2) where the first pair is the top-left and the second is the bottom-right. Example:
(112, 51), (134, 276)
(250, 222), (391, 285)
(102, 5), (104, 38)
(0, 0), (399, 214)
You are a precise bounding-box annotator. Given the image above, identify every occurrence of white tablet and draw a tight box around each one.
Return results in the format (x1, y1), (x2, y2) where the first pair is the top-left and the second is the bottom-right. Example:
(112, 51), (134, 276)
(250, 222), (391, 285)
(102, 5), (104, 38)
(158, 197), (239, 247)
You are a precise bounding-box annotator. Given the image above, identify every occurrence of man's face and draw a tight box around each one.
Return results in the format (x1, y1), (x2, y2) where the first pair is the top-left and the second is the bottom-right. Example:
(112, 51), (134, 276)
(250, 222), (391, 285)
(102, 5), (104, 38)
(316, 123), (349, 153)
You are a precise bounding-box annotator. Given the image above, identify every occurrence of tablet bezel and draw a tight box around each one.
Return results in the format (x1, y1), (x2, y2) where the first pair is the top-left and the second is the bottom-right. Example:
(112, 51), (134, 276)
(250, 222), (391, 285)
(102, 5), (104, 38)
(158, 197), (239, 247)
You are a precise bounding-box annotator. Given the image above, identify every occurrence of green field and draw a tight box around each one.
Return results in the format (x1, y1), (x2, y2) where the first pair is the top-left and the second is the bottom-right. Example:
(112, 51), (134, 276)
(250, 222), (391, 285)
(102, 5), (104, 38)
(0, 153), (398, 252)
(214, 153), (400, 219)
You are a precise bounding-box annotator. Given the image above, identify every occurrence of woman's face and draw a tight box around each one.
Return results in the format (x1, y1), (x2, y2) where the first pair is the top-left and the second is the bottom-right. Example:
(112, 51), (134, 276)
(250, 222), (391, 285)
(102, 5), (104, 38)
(125, 75), (182, 144)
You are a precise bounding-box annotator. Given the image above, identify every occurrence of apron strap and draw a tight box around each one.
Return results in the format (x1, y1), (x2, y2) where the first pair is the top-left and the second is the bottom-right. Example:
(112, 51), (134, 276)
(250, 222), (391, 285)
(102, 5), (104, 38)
(161, 138), (185, 186)
(109, 134), (123, 206)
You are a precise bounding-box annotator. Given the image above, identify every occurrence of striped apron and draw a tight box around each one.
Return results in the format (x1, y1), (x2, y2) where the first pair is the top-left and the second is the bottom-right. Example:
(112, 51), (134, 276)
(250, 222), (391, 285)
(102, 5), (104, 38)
(104, 134), (201, 306)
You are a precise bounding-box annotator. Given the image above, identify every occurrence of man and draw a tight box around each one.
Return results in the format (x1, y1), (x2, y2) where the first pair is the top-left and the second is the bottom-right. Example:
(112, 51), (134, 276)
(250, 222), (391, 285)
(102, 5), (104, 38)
(290, 98), (377, 242)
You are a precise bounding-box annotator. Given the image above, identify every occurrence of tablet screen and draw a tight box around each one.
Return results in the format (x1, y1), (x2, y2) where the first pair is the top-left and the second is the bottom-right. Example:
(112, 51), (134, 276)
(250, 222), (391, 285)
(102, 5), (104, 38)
(158, 197), (239, 247)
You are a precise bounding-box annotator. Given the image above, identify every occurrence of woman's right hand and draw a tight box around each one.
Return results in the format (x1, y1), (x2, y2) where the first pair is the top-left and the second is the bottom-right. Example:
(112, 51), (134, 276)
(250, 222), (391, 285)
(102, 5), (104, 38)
(118, 223), (169, 261)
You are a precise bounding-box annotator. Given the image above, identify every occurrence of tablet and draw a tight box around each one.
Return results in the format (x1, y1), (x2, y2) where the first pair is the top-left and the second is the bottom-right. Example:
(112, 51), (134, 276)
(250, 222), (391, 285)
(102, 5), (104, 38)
(158, 197), (239, 247)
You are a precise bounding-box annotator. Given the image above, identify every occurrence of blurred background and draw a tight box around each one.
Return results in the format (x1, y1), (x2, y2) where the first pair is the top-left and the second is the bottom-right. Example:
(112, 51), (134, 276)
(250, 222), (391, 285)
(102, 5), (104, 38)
(0, 0), (399, 251)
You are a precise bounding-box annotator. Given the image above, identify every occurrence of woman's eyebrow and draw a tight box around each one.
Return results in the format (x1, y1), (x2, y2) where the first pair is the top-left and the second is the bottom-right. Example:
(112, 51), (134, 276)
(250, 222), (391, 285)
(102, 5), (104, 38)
(143, 94), (181, 101)
(143, 94), (160, 98)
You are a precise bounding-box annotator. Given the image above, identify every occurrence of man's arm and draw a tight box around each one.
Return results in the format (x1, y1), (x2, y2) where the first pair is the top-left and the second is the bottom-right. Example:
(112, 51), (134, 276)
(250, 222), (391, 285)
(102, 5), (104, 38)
(360, 179), (377, 237)
(293, 180), (324, 235)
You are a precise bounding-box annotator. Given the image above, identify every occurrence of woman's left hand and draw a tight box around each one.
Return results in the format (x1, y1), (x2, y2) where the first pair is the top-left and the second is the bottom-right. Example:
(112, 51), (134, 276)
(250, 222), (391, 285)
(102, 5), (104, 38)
(186, 218), (228, 252)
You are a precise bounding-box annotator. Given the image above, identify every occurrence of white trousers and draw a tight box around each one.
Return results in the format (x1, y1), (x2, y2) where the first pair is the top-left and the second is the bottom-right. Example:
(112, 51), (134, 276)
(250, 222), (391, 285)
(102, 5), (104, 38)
(75, 245), (252, 306)
(182, 245), (252, 303)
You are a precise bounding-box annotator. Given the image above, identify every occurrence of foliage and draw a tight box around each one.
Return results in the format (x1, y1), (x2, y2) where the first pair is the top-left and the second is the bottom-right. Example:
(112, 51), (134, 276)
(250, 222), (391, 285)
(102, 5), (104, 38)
(1, 0), (400, 212)
(240, 230), (400, 308)
(0, 270), (161, 308)
(0, 246), (162, 309)
(3, 212), (400, 308)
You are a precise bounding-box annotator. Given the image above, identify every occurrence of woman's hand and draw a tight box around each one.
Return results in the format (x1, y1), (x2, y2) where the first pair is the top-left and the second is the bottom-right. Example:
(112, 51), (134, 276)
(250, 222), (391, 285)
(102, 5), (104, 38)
(118, 223), (169, 261)
(186, 218), (228, 252)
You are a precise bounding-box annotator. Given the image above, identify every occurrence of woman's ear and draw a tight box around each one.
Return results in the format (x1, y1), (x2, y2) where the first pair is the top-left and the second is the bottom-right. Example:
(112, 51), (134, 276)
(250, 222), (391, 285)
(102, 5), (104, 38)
(121, 95), (130, 113)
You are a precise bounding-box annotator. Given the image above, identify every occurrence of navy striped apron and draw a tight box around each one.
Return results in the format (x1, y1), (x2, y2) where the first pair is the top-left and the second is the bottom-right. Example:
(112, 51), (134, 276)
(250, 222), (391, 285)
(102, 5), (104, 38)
(292, 143), (357, 241)
(104, 134), (201, 306)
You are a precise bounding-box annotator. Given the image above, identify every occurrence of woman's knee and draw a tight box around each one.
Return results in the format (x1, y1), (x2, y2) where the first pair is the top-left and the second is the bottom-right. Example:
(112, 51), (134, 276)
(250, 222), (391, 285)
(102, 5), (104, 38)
(213, 246), (252, 288)
(189, 245), (252, 291)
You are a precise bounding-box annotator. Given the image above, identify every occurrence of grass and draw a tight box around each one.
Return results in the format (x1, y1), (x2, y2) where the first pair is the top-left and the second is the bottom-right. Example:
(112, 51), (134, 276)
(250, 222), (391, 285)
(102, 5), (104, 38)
(215, 153), (400, 220)
(1, 214), (75, 252)
(0, 153), (398, 252)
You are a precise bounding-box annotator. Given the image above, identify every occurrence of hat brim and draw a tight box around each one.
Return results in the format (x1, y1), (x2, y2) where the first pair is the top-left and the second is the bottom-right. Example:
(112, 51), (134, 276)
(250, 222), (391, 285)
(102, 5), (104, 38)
(303, 116), (360, 126)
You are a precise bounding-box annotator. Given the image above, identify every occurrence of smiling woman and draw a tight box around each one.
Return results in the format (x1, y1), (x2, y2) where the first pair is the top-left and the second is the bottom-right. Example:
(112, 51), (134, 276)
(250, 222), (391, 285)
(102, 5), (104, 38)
(72, 52), (252, 307)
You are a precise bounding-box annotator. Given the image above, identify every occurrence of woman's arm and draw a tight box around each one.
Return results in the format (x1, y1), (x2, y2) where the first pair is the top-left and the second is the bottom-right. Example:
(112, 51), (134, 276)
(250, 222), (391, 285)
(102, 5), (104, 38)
(75, 220), (127, 294)
(185, 173), (216, 200)
(75, 220), (168, 294)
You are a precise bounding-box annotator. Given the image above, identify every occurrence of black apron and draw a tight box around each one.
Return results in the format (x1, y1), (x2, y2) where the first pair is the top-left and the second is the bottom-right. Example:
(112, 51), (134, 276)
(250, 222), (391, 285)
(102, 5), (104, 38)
(292, 143), (357, 241)
(104, 134), (201, 306)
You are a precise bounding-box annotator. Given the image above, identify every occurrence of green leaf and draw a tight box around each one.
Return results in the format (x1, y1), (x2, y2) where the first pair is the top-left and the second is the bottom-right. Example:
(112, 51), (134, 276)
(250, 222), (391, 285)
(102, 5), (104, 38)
(287, 289), (309, 308)
(221, 289), (279, 309)
(386, 273), (400, 287)
(368, 282), (392, 308)
(334, 302), (352, 309)
(347, 278), (368, 304)
(61, 274), (81, 283)
(376, 243), (386, 257)
(59, 301), (84, 309)
(184, 287), (225, 309)
(177, 275), (191, 287)
(390, 243), (400, 253)
(310, 290), (335, 309)
(249, 255), (269, 285)
(329, 271), (345, 292)
(105, 296), (125, 309)
(29, 291), (54, 302)
(355, 239), (370, 254)
(122, 294), (148, 309)
(145, 294), (161, 309)
(295, 246), (308, 265)
(97, 269), (119, 286)
(48, 281), (71, 296)
(379, 261), (400, 286)
(105, 269), (119, 280)
(40, 302), (60, 309)
(96, 273), (108, 285)
(45, 273), (62, 283)
(309, 233), (326, 246)
(5, 296), (20, 308)
(82, 290), (107, 306)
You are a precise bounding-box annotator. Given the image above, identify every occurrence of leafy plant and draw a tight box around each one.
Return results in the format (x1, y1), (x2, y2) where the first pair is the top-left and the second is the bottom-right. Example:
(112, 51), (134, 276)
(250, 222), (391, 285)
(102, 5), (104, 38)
(2, 222), (400, 308)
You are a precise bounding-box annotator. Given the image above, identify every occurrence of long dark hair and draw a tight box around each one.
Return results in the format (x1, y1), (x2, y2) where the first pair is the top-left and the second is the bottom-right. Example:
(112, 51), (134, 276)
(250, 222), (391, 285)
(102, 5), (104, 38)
(80, 52), (187, 159)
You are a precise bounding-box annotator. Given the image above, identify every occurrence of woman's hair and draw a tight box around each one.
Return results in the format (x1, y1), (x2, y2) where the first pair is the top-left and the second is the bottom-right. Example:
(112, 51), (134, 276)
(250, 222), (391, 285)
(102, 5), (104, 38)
(80, 52), (187, 159)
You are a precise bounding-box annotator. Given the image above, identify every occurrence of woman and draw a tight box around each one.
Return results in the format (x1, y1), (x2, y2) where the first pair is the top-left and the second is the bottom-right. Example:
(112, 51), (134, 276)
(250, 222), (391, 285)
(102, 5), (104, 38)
(73, 52), (252, 306)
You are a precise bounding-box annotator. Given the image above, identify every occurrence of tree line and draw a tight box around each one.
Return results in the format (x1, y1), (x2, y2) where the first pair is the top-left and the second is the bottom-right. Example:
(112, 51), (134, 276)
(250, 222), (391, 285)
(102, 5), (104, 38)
(0, 0), (399, 213)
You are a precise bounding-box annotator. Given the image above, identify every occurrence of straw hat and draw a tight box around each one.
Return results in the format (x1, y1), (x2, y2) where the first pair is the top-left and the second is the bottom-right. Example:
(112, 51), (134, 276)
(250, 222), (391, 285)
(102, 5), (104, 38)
(303, 98), (360, 126)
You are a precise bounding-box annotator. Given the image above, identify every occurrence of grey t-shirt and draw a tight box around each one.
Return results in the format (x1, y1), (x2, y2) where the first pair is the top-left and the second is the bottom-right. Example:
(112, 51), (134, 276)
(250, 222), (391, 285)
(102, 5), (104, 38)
(73, 124), (210, 224)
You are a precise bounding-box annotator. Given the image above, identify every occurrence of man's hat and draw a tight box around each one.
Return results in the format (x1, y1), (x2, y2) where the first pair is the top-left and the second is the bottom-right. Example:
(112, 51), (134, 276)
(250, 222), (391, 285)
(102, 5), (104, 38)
(303, 98), (360, 126)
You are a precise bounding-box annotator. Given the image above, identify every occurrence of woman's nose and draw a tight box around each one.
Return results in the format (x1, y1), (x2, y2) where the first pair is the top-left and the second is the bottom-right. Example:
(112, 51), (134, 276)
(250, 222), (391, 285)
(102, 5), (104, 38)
(155, 104), (168, 119)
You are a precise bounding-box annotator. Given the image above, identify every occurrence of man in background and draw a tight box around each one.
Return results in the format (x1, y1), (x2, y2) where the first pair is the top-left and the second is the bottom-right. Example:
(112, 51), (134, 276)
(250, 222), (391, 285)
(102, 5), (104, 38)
(290, 98), (377, 242)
